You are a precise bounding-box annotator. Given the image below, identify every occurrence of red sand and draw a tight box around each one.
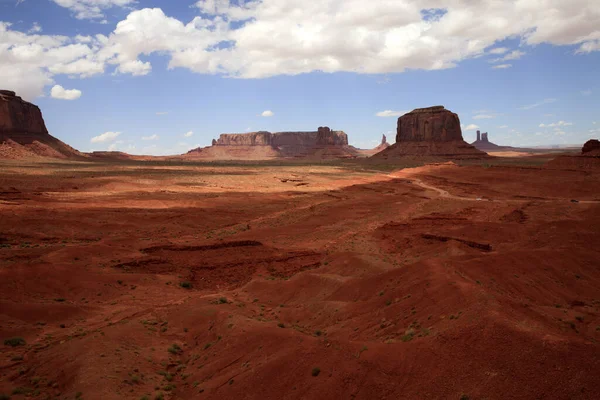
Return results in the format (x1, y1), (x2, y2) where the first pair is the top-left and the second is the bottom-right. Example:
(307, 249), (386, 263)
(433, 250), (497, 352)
(1, 160), (600, 399)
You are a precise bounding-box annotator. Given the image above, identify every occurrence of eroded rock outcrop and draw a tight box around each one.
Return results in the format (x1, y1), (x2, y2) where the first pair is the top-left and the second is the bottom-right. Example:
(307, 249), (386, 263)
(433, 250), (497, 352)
(582, 139), (600, 155)
(187, 127), (358, 160)
(0, 90), (83, 159)
(216, 131), (272, 146)
(372, 106), (487, 159)
(0, 90), (48, 135)
(546, 139), (600, 170)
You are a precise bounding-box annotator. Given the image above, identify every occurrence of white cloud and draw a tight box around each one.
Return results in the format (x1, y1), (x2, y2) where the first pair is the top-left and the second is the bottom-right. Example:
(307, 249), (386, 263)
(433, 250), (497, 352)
(156, 111), (168, 115)
(519, 98), (557, 110)
(473, 114), (494, 119)
(28, 22), (42, 34)
(142, 134), (159, 140)
(50, 84), (82, 100)
(498, 125), (508, 128)
(464, 124), (480, 131)
(490, 50), (526, 63)
(540, 121), (573, 128)
(51, 0), (137, 20)
(261, 110), (274, 117)
(581, 89), (592, 96)
(488, 47), (509, 55)
(492, 64), (512, 69)
(376, 110), (407, 117)
(184, 131), (194, 137)
(91, 131), (121, 143)
(3, 2), (600, 99)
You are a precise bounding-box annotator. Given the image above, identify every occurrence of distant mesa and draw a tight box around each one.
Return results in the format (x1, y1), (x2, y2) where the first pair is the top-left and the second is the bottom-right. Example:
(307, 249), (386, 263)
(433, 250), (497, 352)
(187, 127), (359, 160)
(0, 90), (83, 160)
(372, 106), (487, 159)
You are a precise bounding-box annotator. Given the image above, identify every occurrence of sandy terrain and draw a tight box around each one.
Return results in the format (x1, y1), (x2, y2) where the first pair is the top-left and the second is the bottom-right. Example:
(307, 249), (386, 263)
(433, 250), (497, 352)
(1, 159), (600, 400)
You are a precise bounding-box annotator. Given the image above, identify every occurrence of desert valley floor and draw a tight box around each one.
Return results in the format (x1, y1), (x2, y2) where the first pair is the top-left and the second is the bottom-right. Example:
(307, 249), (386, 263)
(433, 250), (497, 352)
(1, 158), (600, 399)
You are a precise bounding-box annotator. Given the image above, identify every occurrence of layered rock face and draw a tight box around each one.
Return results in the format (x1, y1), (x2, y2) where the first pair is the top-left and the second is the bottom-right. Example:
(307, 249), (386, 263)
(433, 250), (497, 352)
(0, 90), (82, 159)
(216, 131), (272, 146)
(188, 127), (357, 160)
(0, 90), (48, 135)
(396, 106), (462, 143)
(373, 106), (487, 159)
(317, 127), (348, 146)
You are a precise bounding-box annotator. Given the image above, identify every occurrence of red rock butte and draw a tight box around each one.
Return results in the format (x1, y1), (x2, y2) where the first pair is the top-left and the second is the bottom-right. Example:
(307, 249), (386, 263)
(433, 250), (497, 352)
(373, 106), (487, 159)
(0, 90), (82, 159)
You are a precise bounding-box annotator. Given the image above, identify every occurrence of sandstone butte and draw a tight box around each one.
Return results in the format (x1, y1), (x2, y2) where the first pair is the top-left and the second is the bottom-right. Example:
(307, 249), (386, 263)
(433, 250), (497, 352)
(0, 90), (82, 159)
(373, 105), (487, 159)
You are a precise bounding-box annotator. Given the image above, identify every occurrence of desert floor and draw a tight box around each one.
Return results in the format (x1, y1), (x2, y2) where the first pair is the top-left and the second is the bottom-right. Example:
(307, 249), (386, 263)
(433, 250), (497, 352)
(1, 158), (600, 400)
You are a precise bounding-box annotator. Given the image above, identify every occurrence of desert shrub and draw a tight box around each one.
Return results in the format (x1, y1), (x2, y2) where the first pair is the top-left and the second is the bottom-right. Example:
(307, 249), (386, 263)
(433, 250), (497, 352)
(168, 344), (182, 355)
(179, 281), (192, 289)
(311, 367), (321, 377)
(4, 337), (25, 347)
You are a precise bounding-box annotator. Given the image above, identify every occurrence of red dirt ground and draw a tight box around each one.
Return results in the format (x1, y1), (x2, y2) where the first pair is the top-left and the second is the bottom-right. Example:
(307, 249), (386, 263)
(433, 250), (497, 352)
(1, 159), (600, 400)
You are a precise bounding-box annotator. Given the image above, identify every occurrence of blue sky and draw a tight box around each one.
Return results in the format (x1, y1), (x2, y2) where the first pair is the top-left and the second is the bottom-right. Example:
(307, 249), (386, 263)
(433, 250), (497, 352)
(1, 0), (599, 154)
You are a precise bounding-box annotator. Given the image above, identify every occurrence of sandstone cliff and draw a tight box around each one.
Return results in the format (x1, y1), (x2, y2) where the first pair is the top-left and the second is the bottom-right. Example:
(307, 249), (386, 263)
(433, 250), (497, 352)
(0, 90), (48, 135)
(373, 106), (487, 159)
(217, 131), (272, 146)
(0, 90), (83, 159)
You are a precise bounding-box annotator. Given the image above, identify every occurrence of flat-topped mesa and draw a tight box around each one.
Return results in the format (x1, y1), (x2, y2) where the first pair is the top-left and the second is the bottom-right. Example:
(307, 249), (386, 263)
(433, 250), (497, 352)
(0, 90), (49, 135)
(216, 131), (272, 146)
(397, 106), (463, 143)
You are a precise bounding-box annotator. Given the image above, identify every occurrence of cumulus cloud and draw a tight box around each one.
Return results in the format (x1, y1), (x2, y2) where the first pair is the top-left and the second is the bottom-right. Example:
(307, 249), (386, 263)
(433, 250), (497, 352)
(464, 124), (480, 131)
(3, 1), (600, 98)
(473, 114), (494, 119)
(492, 64), (512, 69)
(50, 84), (82, 100)
(261, 110), (274, 117)
(519, 98), (557, 110)
(184, 131), (194, 137)
(91, 131), (121, 143)
(51, 0), (137, 20)
(142, 134), (159, 140)
(376, 110), (407, 117)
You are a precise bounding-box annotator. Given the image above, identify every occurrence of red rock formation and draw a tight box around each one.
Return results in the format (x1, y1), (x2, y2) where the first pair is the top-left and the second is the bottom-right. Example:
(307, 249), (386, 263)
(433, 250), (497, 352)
(189, 127), (357, 160)
(316, 127), (348, 146)
(546, 139), (600, 170)
(396, 106), (463, 142)
(582, 139), (600, 155)
(373, 106), (487, 159)
(216, 131), (272, 146)
(0, 90), (48, 135)
(0, 90), (83, 159)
